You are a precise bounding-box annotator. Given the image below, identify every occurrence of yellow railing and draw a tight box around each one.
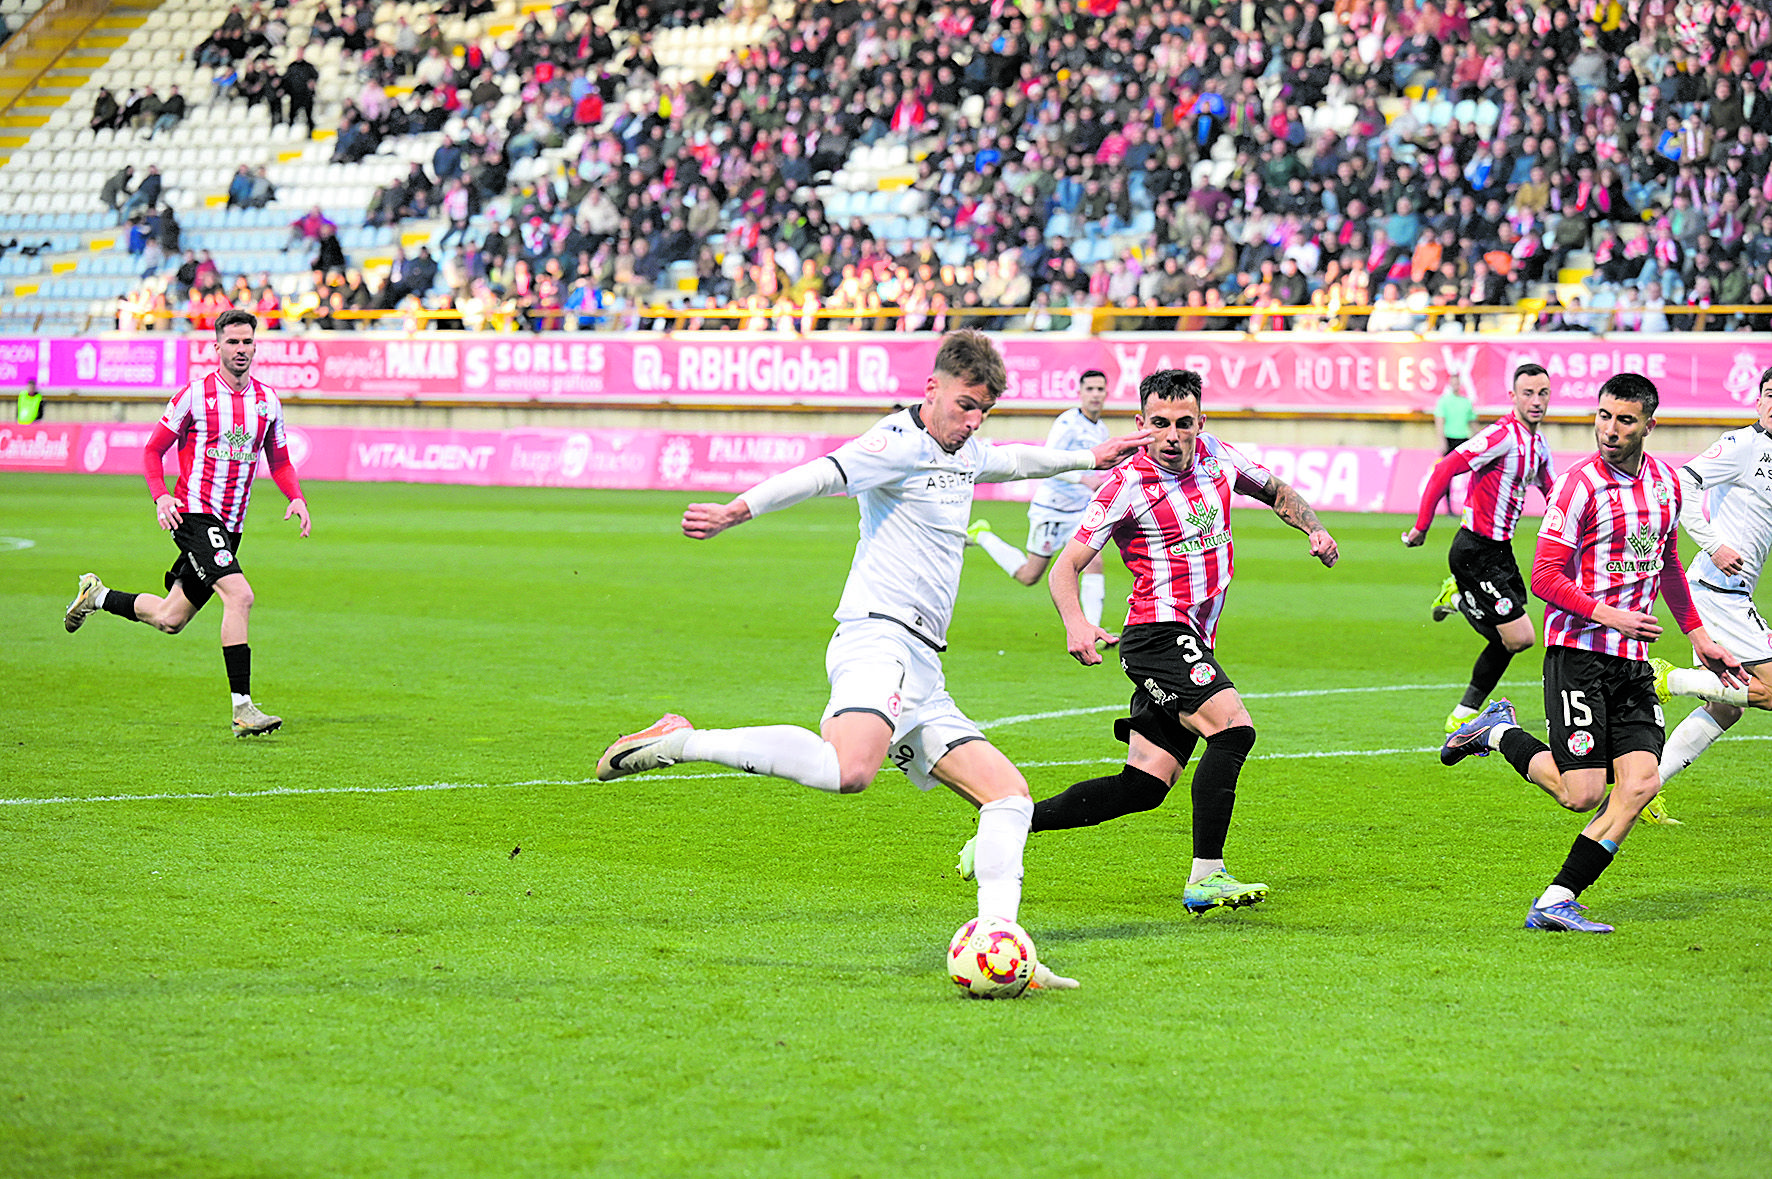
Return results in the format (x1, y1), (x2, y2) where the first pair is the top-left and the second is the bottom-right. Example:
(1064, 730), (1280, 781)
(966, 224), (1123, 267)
(0, 0), (114, 119)
(70, 301), (1772, 335)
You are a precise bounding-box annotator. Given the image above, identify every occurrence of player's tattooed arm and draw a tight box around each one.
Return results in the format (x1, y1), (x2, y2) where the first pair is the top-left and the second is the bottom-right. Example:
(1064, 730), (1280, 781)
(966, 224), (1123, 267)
(1251, 474), (1339, 567)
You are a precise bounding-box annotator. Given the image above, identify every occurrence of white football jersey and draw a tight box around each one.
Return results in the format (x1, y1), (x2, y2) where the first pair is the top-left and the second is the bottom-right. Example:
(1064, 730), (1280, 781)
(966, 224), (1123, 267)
(1030, 407), (1109, 514)
(825, 407), (1078, 649)
(1680, 422), (1772, 593)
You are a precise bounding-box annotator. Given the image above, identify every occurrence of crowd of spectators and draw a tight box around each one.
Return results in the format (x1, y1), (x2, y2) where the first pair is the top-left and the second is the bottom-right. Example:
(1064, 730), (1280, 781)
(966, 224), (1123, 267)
(109, 0), (1772, 333)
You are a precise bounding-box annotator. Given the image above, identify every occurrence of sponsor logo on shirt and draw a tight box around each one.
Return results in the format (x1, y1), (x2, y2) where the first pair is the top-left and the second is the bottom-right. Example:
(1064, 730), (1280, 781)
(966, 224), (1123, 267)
(1168, 529), (1231, 556)
(204, 424), (255, 463)
(1182, 500), (1219, 532)
(1625, 521), (1658, 557)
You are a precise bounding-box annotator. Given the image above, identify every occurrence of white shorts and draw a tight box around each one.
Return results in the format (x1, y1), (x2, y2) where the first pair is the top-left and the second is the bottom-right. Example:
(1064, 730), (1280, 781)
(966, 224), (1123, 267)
(1688, 579), (1772, 667)
(821, 618), (987, 791)
(1026, 505), (1084, 558)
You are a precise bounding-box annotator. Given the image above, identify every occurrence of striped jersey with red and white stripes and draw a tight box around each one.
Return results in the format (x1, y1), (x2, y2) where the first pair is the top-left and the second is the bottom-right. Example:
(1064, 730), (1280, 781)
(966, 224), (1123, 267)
(1455, 413), (1554, 540)
(157, 371), (288, 533)
(1536, 451), (1684, 660)
(1073, 435), (1273, 646)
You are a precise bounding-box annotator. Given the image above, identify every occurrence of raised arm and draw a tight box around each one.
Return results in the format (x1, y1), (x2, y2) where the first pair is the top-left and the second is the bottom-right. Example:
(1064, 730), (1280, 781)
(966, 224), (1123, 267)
(682, 454), (844, 539)
(1246, 472), (1339, 567)
(1402, 447), (1475, 545)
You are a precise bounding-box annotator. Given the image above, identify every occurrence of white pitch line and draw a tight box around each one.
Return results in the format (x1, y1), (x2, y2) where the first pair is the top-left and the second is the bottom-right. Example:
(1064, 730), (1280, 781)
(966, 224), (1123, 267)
(0, 536), (35, 552)
(9, 736), (1769, 808)
(976, 681), (1508, 729)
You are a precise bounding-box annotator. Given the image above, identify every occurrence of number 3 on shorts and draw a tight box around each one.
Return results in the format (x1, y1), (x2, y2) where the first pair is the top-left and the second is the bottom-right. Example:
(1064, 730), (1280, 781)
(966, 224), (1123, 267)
(1174, 633), (1203, 662)
(207, 525), (228, 550)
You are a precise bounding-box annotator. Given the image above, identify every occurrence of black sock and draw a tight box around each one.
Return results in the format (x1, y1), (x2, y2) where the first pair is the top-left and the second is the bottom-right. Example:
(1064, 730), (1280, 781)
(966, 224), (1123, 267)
(1497, 726), (1548, 781)
(1461, 642), (1515, 710)
(222, 643), (251, 697)
(1549, 834), (1615, 898)
(1032, 765), (1171, 832)
(1192, 725), (1256, 860)
(101, 591), (140, 620)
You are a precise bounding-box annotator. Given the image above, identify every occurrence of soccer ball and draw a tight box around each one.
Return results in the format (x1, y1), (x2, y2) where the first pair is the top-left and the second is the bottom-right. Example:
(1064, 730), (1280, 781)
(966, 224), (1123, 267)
(948, 916), (1037, 999)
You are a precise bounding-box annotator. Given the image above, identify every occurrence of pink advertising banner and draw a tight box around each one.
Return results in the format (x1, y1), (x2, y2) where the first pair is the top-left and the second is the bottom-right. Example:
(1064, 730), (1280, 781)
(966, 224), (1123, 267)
(6, 421), (1630, 518)
(3, 332), (1765, 416)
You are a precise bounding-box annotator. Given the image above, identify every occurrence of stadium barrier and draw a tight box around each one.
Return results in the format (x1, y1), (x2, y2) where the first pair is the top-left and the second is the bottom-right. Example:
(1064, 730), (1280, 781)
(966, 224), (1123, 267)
(4, 333), (1767, 417)
(82, 301), (1767, 337)
(0, 416), (1618, 518)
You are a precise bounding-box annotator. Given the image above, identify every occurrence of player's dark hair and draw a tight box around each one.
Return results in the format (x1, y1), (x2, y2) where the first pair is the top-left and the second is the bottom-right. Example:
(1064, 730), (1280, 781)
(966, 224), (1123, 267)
(215, 308), (258, 337)
(1511, 363), (1549, 386)
(932, 329), (1006, 398)
(1597, 372), (1659, 419)
(1138, 368), (1203, 411)
(1078, 368), (1108, 385)
(1758, 365), (1772, 395)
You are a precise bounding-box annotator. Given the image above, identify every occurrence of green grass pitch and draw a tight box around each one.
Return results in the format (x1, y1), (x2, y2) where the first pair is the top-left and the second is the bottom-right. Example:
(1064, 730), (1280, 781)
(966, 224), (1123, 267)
(2, 473), (1769, 1178)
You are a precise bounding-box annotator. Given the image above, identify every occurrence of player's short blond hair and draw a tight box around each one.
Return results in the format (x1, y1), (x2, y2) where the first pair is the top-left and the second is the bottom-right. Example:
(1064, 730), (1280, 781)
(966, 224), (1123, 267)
(932, 329), (1006, 399)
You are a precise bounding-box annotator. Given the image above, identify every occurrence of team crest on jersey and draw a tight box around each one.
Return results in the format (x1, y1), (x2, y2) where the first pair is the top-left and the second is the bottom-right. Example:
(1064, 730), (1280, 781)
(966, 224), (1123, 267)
(1198, 456), (1222, 479)
(860, 431), (889, 453)
(1542, 506), (1565, 534)
(1567, 730), (1594, 756)
(204, 424), (254, 463)
(1701, 440), (1725, 460)
(1082, 502), (1108, 531)
(1653, 481), (1671, 505)
(1189, 663), (1216, 686)
(885, 691), (901, 719)
(1626, 521), (1658, 557)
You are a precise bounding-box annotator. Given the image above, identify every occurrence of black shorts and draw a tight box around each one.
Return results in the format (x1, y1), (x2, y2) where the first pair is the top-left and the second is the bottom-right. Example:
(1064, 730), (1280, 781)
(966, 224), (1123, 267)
(1541, 646), (1665, 773)
(1114, 622), (1235, 760)
(1448, 528), (1528, 626)
(166, 512), (245, 608)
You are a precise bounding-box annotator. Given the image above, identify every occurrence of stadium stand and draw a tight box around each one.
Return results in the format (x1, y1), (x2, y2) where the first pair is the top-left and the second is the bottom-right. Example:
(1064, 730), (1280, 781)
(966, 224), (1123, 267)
(2, 0), (1771, 334)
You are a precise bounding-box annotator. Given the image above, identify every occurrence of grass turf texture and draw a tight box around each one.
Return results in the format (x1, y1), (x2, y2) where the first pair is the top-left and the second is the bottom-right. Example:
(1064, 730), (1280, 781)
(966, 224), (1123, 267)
(2, 472), (1769, 1178)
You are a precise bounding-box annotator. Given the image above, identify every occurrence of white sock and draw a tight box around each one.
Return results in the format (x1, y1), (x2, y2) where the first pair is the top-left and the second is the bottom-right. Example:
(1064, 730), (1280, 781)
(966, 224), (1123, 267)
(230, 692), (251, 707)
(1189, 857), (1224, 885)
(975, 530), (1026, 578)
(1536, 884), (1576, 909)
(1659, 707), (1728, 785)
(1667, 667), (1749, 707)
(1483, 722), (1518, 750)
(1080, 572), (1106, 627)
(680, 726), (842, 792)
(1450, 703), (1479, 722)
(973, 795), (1033, 922)
(95, 588), (110, 608)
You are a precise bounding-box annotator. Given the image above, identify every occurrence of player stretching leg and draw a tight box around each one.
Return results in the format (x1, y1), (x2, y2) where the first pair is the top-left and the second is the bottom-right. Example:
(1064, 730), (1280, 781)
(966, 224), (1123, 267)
(1644, 367), (1772, 822)
(968, 369), (1117, 637)
(1440, 375), (1745, 932)
(960, 370), (1340, 913)
(1405, 364), (1555, 733)
(595, 331), (1150, 990)
(64, 309), (311, 736)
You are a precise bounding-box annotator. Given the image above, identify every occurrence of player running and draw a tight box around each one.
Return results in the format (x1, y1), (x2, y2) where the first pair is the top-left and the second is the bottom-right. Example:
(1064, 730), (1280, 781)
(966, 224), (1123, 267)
(594, 330), (1151, 991)
(961, 368), (1340, 915)
(1440, 374), (1745, 932)
(62, 309), (310, 736)
(968, 368), (1117, 636)
(1404, 363), (1555, 734)
(1647, 367), (1772, 821)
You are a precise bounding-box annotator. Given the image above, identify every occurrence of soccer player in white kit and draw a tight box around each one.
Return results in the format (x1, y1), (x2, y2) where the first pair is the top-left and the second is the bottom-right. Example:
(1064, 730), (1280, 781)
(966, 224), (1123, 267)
(595, 331), (1151, 991)
(968, 369), (1116, 634)
(62, 309), (311, 736)
(1648, 367), (1772, 820)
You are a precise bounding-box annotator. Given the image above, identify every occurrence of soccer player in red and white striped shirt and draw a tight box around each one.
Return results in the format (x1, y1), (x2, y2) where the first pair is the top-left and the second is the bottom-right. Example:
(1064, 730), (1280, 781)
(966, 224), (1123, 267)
(1037, 369), (1340, 915)
(1440, 374), (1745, 933)
(1404, 363), (1555, 734)
(63, 309), (311, 736)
